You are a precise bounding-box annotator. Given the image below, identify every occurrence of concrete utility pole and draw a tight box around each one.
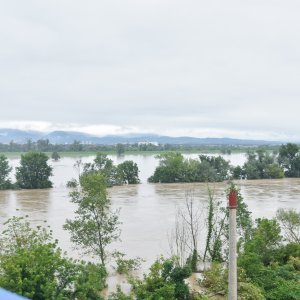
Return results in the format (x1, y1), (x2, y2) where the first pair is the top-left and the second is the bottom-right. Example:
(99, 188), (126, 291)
(228, 189), (237, 300)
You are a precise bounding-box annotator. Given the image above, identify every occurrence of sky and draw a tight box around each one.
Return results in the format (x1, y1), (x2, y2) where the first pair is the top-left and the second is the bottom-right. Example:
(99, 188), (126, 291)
(0, 0), (300, 141)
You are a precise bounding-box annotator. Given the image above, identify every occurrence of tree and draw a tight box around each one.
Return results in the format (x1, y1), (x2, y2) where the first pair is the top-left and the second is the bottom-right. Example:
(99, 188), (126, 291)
(276, 208), (300, 243)
(238, 217), (300, 299)
(64, 172), (121, 266)
(148, 153), (232, 183)
(0, 154), (12, 190)
(84, 153), (118, 186)
(242, 150), (284, 179)
(131, 257), (191, 300)
(116, 143), (125, 156)
(0, 216), (107, 299)
(16, 152), (53, 189)
(278, 143), (300, 177)
(117, 160), (140, 184)
(169, 191), (202, 269)
(51, 151), (60, 161)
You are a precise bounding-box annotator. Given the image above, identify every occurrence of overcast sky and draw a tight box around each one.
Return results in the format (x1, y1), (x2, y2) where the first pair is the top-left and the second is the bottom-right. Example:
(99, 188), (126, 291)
(0, 0), (300, 141)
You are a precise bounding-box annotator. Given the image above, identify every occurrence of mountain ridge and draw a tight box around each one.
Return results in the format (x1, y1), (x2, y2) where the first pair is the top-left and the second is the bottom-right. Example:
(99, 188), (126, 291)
(0, 128), (282, 145)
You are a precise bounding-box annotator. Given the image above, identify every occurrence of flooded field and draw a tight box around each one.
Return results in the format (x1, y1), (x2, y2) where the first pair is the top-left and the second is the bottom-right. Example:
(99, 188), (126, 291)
(0, 153), (299, 268)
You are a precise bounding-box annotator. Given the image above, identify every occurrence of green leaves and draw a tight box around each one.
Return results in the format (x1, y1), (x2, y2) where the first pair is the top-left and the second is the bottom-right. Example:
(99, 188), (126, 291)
(148, 152), (231, 183)
(0, 217), (107, 299)
(0, 154), (12, 189)
(16, 152), (53, 189)
(64, 172), (121, 266)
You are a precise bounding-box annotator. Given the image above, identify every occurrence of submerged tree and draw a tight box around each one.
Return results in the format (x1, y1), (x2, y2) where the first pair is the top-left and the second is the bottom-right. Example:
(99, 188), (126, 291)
(0, 154), (12, 189)
(117, 160), (140, 184)
(51, 151), (60, 161)
(16, 152), (53, 189)
(64, 172), (121, 266)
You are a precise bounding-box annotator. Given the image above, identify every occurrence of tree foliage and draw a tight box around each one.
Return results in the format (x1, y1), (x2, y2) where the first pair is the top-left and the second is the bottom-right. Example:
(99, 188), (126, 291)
(131, 257), (191, 300)
(64, 172), (121, 266)
(117, 160), (140, 184)
(278, 143), (300, 177)
(116, 143), (125, 156)
(276, 208), (300, 243)
(148, 153), (231, 183)
(16, 152), (53, 189)
(0, 154), (12, 189)
(238, 217), (300, 299)
(51, 151), (60, 161)
(0, 216), (106, 300)
(234, 150), (284, 180)
(82, 153), (140, 186)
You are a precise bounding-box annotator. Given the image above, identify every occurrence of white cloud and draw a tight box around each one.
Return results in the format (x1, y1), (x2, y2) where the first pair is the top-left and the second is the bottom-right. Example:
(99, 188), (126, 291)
(0, 1), (299, 141)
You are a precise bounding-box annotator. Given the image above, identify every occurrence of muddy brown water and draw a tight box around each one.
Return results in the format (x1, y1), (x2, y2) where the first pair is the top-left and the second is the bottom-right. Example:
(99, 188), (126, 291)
(1, 154), (299, 295)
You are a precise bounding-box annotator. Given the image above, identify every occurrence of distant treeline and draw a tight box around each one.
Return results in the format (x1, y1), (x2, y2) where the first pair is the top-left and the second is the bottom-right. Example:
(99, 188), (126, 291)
(0, 138), (281, 154)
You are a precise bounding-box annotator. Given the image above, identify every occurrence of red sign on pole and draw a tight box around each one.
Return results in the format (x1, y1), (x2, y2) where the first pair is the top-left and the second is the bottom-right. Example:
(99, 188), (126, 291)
(228, 190), (237, 209)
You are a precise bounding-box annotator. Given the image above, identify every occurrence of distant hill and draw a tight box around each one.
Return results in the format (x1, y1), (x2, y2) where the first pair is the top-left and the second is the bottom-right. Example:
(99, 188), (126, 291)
(0, 128), (282, 146)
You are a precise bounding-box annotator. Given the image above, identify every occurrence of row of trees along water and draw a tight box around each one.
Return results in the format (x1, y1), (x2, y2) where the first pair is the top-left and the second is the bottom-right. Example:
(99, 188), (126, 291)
(149, 143), (300, 182)
(1, 143), (300, 190)
(0, 175), (299, 299)
(0, 152), (140, 190)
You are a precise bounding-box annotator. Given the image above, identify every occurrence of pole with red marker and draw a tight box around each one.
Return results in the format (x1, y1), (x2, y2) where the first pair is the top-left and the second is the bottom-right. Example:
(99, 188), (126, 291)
(228, 189), (237, 300)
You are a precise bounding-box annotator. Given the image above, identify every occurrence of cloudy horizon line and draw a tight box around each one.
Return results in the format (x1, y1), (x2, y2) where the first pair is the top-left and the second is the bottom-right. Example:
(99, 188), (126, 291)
(0, 121), (298, 142)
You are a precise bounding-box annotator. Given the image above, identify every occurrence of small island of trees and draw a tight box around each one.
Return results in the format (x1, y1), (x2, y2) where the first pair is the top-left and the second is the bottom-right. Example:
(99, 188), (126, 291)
(148, 143), (300, 183)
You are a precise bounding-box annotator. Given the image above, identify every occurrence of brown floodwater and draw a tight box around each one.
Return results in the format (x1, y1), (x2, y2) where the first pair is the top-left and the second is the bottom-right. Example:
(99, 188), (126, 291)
(1, 154), (299, 295)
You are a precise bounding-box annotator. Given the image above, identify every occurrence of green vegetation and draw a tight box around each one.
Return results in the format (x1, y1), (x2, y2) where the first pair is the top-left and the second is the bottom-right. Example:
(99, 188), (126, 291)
(149, 144), (300, 183)
(130, 257), (191, 300)
(0, 138), (283, 154)
(148, 153), (231, 183)
(16, 152), (53, 189)
(238, 218), (300, 299)
(0, 216), (107, 299)
(51, 151), (60, 161)
(0, 180), (299, 299)
(233, 149), (284, 179)
(117, 160), (140, 184)
(64, 172), (121, 266)
(278, 143), (300, 177)
(0, 154), (12, 189)
(72, 152), (140, 187)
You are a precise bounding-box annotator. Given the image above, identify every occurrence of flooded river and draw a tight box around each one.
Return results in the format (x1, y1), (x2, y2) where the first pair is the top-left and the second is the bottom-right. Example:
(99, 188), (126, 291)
(0, 153), (300, 268)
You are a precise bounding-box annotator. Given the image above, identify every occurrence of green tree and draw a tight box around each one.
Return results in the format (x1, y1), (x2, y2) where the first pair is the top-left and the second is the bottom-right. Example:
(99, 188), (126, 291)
(148, 152), (186, 183)
(276, 208), (300, 243)
(0, 154), (12, 189)
(116, 143), (125, 156)
(278, 143), (300, 177)
(243, 150), (284, 179)
(148, 153), (232, 183)
(0, 216), (107, 300)
(16, 152), (53, 189)
(84, 153), (118, 186)
(131, 257), (191, 300)
(237, 218), (300, 299)
(51, 151), (60, 161)
(64, 172), (121, 266)
(117, 160), (140, 184)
